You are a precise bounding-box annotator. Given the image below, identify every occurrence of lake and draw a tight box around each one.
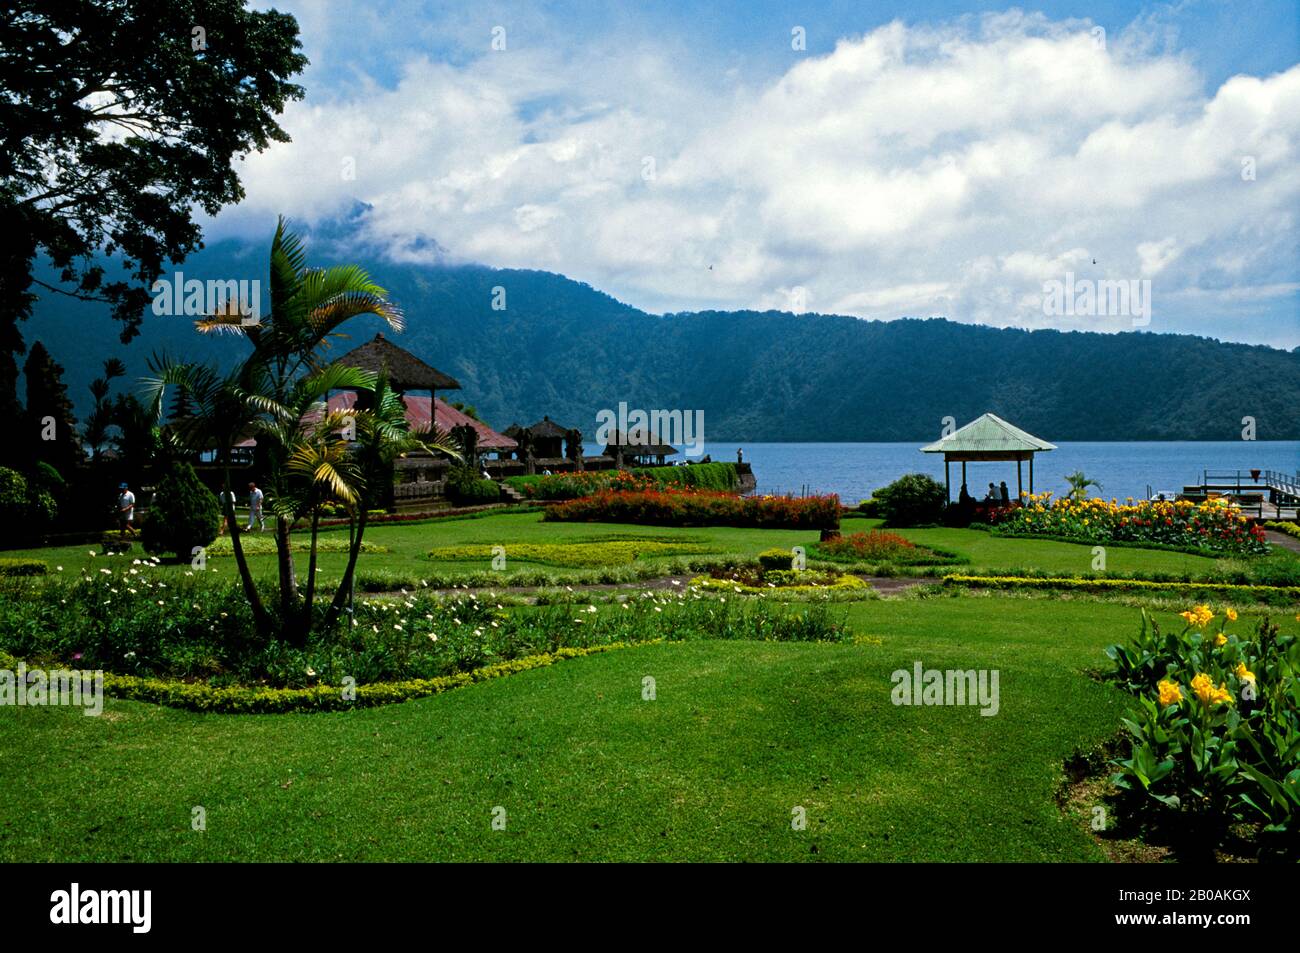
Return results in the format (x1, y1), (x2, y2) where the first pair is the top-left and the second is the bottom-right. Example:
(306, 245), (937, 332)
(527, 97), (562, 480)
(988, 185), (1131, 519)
(586, 441), (1299, 503)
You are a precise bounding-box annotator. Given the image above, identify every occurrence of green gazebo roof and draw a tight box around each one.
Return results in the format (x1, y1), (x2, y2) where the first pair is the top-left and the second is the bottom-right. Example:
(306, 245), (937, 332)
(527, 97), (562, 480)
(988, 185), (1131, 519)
(920, 413), (1056, 455)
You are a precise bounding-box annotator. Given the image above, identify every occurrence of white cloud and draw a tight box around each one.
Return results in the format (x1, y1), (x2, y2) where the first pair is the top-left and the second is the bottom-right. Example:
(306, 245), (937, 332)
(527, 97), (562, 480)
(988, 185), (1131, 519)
(221, 9), (1300, 346)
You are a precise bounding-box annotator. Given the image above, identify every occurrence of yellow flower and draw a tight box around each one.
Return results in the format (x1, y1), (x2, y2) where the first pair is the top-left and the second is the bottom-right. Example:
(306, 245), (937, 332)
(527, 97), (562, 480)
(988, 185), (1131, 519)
(1191, 672), (1232, 706)
(1179, 604), (1213, 628)
(1234, 662), (1256, 684)
(1214, 632), (1227, 646)
(1157, 679), (1182, 706)
(1225, 607), (1238, 622)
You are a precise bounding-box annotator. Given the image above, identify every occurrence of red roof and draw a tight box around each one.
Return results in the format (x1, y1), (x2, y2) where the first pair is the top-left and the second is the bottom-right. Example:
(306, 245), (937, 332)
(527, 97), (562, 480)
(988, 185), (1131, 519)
(236, 393), (517, 451)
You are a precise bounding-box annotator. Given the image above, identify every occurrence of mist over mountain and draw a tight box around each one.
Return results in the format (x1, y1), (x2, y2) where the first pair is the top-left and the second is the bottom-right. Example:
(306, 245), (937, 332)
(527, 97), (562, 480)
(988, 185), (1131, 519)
(21, 229), (1300, 442)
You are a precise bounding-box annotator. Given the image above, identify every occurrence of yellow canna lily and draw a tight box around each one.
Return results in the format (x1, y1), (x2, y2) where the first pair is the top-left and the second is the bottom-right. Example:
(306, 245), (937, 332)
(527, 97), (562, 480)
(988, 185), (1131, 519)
(1191, 672), (1232, 706)
(1225, 607), (1238, 622)
(1157, 679), (1183, 706)
(1234, 662), (1256, 684)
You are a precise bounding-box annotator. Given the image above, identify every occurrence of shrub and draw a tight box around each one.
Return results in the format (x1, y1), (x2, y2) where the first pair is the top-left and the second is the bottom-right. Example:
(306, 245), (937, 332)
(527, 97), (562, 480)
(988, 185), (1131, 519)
(545, 488), (840, 530)
(1264, 521), (1300, 541)
(141, 460), (220, 560)
(0, 465), (56, 538)
(757, 548), (795, 571)
(857, 497), (881, 518)
(445, 466), (500, 505)
(817, 530), (915, 561)
(0, 558), (47, 576)
(872, 474), (947, 527)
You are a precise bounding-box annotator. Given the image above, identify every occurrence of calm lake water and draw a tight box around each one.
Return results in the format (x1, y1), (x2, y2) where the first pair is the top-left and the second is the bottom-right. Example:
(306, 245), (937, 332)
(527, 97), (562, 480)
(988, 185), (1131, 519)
(587, 441), (1299, 503)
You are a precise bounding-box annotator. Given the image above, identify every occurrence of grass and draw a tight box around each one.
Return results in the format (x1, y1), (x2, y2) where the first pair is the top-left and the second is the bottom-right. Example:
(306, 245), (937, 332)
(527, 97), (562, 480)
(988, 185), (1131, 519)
(0, 597), (1168, 862)
(5, 509), (1267, 588)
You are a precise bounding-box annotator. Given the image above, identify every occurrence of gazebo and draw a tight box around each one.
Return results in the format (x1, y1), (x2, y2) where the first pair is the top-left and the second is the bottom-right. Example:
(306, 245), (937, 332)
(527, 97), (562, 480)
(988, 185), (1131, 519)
(332, 332), (461, 399)
(920, 413), (1056, 502)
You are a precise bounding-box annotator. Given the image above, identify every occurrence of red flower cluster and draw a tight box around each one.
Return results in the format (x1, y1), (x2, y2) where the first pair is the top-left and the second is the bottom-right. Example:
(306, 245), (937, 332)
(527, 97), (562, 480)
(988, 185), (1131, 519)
(819, 530), (917, 560)
(543, 488), (841, 530)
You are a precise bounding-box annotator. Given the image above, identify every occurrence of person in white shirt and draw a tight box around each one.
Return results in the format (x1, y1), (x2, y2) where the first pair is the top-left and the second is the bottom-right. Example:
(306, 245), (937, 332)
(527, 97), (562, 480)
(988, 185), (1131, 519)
(218, 488), (236, 534)
(247, 482), (265, 531)
(117, 483), (137, 534)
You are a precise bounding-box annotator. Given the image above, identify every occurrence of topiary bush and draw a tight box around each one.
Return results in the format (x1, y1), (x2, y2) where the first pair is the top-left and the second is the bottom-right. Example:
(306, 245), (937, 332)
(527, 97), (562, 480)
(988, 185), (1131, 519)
(0, 465), (57, 542)
(872, 474), (948, 527)
(141, 461), (220, 560)
(758, 548), (795, 571)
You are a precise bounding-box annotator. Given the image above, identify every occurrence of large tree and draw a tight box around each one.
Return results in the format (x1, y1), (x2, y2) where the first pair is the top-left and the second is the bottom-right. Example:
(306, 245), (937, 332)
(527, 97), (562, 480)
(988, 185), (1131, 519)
(21, 340), (81, 476)
(0, 0), (307, 414)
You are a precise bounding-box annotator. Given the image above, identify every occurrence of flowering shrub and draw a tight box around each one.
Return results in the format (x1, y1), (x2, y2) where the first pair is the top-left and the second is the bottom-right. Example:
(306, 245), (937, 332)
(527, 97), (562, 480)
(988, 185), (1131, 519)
(1106, 607), (1299, 851)
(817, 530), (916, 561)
(544, 488), (840, 530)
(993, 493), (1267, 556)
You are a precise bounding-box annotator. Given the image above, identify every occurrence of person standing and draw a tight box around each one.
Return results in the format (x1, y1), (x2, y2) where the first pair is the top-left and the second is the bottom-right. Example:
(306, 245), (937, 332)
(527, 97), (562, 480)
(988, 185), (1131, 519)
(247, 481), (265, 532)
(999, 481), (1010, 505)
(985, 482), (997, 502)
(218, 487), (236, 534)
(117, 482), (137, 535)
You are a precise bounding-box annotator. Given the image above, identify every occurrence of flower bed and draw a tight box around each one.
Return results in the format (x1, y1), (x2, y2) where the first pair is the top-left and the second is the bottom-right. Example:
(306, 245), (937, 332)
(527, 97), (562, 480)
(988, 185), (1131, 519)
(1106, 607), (1298, 854)
(426, 539), (711, 567)
(544, 488), (840, 530)
(505, 463), (740, 501)
(991, 494), (1267, 556)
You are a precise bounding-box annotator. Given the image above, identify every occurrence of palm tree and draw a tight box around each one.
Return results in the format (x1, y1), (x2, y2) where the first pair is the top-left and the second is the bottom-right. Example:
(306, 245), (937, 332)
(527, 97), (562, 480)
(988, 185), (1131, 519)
(1064, 470), (1102, 500)
(144, 217), (424, 645)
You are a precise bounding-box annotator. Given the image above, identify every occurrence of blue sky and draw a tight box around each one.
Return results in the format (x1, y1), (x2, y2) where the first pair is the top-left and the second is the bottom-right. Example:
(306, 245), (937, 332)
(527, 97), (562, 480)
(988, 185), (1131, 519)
(224, 1), (1300, 347)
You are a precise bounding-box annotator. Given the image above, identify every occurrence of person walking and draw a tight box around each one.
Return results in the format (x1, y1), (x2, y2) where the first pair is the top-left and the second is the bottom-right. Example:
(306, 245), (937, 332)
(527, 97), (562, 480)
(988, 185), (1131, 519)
(116, 482), (137, 535)
(247, 481), (265, 532)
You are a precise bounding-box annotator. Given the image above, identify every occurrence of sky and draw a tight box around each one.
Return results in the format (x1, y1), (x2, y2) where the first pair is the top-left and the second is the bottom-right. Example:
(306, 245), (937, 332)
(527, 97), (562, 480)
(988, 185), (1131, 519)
(215, 0), (1300, 348)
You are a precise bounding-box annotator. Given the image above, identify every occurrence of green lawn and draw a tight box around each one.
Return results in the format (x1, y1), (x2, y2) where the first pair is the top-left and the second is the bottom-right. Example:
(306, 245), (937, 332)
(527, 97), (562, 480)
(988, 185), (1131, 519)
(0, 597), (1146, 861)
(4, 509), (1241, 585)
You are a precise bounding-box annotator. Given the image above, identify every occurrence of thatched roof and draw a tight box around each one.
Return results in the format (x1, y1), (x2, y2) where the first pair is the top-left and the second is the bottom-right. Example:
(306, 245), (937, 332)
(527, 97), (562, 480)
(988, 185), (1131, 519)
(604, 430), (677, 456)
(920, 413), (1056, 455)
(332, 333), (461, 391)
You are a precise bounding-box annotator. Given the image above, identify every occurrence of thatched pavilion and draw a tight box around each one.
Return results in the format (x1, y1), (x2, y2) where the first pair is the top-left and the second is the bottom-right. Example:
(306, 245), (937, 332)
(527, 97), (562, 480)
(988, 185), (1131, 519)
(920, 413), (1056, 502)
(332, 332), (461, 399)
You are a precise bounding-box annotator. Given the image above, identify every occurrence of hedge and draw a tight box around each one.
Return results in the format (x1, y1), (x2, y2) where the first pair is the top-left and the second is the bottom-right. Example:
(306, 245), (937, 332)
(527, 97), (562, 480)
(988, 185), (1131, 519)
(0, 644), (637, 714)
(941, 573), (1300, 601)
(0, 558), (48, 576)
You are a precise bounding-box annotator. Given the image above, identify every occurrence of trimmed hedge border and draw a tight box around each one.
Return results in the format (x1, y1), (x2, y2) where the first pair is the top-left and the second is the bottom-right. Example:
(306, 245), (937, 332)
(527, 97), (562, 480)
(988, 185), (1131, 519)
(1264, 521), (1300, 541)
(0, 558), (48, 576)
(941, 573), (1300, 600)
(0, 643), (638, 715)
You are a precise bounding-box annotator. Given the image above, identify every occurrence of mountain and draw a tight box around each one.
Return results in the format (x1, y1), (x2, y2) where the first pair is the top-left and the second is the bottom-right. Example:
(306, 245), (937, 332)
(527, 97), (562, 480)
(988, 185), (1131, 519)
(19, 233), (1300, 442)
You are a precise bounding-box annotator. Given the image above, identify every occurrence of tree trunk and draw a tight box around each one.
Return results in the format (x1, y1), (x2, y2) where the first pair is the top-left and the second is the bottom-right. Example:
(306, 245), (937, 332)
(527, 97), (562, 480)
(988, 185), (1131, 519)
(221, 464), (272, 637)
(324, 507), (368, 629)
(300, 508), (321, 637)
(275, 513), (298, 630)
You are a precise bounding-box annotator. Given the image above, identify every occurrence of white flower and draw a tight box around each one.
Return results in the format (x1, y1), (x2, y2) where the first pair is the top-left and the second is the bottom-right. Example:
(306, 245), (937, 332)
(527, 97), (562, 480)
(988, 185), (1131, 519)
(587, 605), (598, 613)
(427, 633), (438, 641)
(89, 552), (96, 557)
(56, 565), (63, 572)
(157, 600), (164, 606)
(306, 667), (316, 677)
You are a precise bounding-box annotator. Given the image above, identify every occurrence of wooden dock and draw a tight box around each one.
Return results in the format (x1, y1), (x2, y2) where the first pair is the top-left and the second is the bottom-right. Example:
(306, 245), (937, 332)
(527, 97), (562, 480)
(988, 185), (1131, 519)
(1180, 469), (1299, 520)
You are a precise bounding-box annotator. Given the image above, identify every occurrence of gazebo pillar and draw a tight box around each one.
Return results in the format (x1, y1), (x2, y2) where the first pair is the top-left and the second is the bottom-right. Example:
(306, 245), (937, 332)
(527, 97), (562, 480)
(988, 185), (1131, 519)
(961, 460), (967, 492)
(944, 458), (951, 501)
(1029, 455), (1034, 495)
(1016, 457), (1023, 501)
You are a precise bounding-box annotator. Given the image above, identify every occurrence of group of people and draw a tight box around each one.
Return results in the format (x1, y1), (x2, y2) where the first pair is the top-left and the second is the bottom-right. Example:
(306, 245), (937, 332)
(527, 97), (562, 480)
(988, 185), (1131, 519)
(115, 481), (266, 534)
(958, 481), (1012, 506)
